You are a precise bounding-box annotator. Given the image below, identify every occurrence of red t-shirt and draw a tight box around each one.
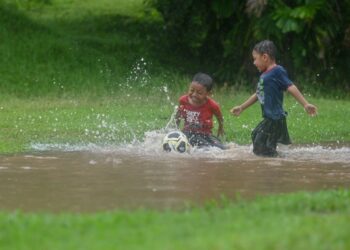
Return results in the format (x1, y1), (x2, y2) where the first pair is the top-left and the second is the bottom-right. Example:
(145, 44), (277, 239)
(177, 95), (223, 134)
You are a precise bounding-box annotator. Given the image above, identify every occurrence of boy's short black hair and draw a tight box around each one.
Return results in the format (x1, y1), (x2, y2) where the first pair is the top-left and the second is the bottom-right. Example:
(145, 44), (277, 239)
(253, 40), (277, 60)
(192, 72), (213, 92)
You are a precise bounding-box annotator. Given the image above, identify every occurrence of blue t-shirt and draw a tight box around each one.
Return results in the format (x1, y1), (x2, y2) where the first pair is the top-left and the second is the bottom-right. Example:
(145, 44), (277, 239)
(256, 65), (293, 120)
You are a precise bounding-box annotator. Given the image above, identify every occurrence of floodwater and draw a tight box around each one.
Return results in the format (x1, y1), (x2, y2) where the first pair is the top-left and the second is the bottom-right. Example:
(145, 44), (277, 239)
(0, 137), (350, 213)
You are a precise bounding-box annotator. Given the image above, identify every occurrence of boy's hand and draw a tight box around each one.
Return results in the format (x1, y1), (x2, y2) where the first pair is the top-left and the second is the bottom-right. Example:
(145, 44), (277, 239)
(304, 104), (317, 116)
(230, 106), (242, 116)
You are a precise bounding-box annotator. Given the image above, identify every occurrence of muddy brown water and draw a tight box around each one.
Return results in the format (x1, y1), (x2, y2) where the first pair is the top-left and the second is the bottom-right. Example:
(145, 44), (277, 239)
(0, 142), (349, 213)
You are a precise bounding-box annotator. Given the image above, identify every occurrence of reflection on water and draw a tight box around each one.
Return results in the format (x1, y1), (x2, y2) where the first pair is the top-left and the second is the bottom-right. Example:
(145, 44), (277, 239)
(0, 140), (349, 213)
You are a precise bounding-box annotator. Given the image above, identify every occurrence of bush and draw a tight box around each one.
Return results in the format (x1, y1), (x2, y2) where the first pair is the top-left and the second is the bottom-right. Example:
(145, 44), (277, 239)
(147, 0), (350, 95)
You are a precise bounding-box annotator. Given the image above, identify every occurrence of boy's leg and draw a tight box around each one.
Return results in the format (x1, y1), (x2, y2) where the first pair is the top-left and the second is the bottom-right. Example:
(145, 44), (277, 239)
(276, 117), (292, 145)
(207, 135), (228, 150)
(251, 119), (278, 157)
(184, 132), (226, 149)
(184, 132), (210, 148)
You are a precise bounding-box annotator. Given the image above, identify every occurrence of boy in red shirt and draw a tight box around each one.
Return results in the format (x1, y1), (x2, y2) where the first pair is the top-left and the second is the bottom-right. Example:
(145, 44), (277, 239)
(176, 72), (227, 149)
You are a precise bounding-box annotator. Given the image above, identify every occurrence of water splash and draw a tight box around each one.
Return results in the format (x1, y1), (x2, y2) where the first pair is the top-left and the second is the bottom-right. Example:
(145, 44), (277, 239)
(279, 144), (350, 163)
(164, 105), (178, 131)
(31, 133), (350, 164)
(125, 57), (151, 88)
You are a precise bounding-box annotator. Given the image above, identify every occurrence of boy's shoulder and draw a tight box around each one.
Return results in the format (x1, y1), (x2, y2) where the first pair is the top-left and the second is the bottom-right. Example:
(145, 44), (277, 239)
(207, 96), (219, 103)
(263, 65), (289, 79)
(263, 65), (285, 75)
(206, 97), (221, 108)
(273, 65), (289, 75)
(275, 65), (287, 73)
(263, 65), (292, 87)
(179, 95), (189, 103)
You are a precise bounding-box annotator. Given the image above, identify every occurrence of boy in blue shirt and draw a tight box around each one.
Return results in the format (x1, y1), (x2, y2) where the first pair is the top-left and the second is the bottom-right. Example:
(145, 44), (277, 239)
(230, 40), (317, 157)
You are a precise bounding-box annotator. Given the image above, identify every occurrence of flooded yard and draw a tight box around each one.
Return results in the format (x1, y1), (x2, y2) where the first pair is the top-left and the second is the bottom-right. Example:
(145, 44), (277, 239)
(0, 142), (349, 212)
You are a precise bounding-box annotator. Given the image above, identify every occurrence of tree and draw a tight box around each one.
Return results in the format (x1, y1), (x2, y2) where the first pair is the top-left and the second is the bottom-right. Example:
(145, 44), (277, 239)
(148, 0), (350, 93)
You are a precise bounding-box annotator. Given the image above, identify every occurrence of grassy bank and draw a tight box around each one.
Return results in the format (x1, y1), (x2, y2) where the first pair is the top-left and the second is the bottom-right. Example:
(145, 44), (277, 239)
(1, 0), (349, 153)
(1, 189), (349, 249)
(0, 91), (349, 153)
(0, 0), (191, 97)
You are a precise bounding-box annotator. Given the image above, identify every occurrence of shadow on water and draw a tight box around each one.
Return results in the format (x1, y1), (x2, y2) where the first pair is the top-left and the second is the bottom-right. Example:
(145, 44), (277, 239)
(0, 135), (349, 213)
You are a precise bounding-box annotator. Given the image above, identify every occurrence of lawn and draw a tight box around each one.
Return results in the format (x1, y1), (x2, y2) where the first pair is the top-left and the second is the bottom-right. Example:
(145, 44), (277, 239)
(1, 189), (349, 250)
(0, 1), (349, 249)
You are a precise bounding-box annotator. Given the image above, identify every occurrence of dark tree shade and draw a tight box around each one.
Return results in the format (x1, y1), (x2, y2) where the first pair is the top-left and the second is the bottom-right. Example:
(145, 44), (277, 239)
(147, 0), (350, 93)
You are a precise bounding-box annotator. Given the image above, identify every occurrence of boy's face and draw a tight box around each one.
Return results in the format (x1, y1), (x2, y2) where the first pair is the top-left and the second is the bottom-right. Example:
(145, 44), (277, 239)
(252, 50), (269, 72)
(188, 81), (209, 106)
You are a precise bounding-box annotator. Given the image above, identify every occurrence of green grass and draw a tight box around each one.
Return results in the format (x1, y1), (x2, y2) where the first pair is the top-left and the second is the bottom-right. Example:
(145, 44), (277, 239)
(221, 91), (350, 145)
(1, 90), (349, 153)
(0, 0), (187, 97)
(1, 189), (349, 250)
(0, 91), (175, 152)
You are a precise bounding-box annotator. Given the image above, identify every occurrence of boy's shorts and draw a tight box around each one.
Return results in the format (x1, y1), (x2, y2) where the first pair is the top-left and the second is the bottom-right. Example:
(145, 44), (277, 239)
(183, 132), (227, 150)
(251, 117), (291, 157)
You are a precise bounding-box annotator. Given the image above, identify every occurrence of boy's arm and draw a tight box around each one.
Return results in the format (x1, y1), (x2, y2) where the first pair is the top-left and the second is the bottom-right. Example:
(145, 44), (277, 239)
(287, 85), (317, 116)
(175, 109), (181, 128)
(230, 93), (258, 116)
(212, 104), (225, 137)
(216, 115), (224, 137)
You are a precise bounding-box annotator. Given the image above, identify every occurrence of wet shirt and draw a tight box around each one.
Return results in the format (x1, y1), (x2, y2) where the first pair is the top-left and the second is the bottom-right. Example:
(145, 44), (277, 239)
(256, 65), (293, 120)
(178, 95), (222, 134)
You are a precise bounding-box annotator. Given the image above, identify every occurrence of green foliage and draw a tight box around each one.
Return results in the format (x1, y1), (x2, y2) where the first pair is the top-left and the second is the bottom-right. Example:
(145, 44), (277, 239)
(12, 0), (51, 9)
(148, 0), (350, 94)
(258, 0), (349, 84)
(146, 0), (212, 53)
(1, 0), (348, 97)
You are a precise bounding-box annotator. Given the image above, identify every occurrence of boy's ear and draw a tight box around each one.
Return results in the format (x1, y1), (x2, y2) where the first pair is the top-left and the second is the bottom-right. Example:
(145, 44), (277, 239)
(262, 53), (269, 60)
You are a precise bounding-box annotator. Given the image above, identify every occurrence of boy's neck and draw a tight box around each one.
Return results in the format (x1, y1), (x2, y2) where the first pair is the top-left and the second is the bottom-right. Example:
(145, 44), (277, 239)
(264, 62), (277, 73)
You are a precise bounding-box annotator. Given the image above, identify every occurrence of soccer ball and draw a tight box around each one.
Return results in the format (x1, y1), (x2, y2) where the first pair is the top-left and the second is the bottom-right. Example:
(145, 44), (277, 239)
(162, 131), (191, 153)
